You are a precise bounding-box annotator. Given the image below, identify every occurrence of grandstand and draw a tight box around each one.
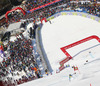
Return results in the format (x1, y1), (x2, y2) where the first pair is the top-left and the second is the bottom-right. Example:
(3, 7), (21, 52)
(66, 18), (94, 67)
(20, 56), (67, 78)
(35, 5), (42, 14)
(0, 0), (100, 86)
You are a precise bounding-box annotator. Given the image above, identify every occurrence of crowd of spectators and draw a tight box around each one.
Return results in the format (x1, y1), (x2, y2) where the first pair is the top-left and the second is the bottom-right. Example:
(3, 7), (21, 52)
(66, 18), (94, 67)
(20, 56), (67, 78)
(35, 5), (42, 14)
(23, 0), (55, 11)
(1, 0), (100, 86)
(4, 0), (100, 26)
(22, 0), (100, 22)
(0, 33), (41, 86)
(22, 0), (69, 22)
(7, 11), (23, 24)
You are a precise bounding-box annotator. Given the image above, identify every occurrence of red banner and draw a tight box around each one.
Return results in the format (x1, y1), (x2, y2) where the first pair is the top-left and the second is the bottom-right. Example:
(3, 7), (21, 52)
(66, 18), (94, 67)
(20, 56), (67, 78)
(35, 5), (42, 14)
(30, 0), (61, 12)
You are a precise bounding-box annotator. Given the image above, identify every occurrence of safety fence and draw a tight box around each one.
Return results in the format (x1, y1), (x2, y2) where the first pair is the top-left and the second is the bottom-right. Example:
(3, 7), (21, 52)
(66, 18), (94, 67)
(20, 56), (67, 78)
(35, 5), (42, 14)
(47, 11), (100, 23)
(36, 24), (53, 73)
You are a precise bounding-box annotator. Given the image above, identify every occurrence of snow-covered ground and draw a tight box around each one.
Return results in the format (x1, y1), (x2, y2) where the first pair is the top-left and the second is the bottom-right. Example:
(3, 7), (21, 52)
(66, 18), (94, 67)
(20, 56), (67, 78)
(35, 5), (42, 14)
(41, 15), (100, 71)
(19, 15), (100, 86)
(19, 54), (100, 86)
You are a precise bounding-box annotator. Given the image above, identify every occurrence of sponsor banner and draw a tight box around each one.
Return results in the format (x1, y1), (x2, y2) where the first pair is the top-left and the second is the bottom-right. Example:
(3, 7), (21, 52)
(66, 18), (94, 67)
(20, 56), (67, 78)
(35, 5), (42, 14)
(95, 18), (99, 22)
(77, 13), (80, 16)
(53, 14), (57, 18)
(47, 18), (50, 21)
(86, 15), (91, 18)
(91, 17), (95, 20)
(47, 13), (61, 21)
(82, 14), (86, 17)
(78, 13), (82, 16)
(56, 13), (61, 17)
(50, 16), (55, 20)
(61, 12), (67, 15)
(73, 13), (77, 15)
(47, 11), (100, 24)
(68, 12), (72, 15)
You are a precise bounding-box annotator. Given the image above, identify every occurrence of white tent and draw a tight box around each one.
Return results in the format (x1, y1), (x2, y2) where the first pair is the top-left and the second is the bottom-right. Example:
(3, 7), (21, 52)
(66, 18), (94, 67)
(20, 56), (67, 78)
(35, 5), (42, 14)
(7, 22), (22, 32)
(7, 22), (25, 35)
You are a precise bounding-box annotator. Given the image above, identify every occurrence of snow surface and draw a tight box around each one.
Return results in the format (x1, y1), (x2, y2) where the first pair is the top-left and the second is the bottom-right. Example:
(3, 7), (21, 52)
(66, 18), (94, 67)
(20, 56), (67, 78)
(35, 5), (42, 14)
(19, 15), (100, 86)
(41, 15), (100, 71)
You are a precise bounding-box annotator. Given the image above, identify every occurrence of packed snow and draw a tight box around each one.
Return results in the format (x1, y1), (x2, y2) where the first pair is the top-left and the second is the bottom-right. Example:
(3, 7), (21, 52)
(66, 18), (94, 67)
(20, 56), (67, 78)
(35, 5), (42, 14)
(41, 15), (100, 71)
(19, 15), (100, 86)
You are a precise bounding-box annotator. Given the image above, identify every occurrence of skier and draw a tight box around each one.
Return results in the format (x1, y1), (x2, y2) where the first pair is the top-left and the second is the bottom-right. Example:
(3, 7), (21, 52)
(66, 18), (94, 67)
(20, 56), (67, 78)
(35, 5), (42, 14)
(45, 69), (48, 76)
(69, 74), (72, 81)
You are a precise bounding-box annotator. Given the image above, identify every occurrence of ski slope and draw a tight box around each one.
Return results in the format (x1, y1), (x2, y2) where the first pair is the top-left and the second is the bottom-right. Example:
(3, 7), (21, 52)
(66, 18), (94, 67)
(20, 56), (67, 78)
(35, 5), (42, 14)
(41, 15), (100, 71)
(19, 53), (100, 86)
(19, 15), (100, 86)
